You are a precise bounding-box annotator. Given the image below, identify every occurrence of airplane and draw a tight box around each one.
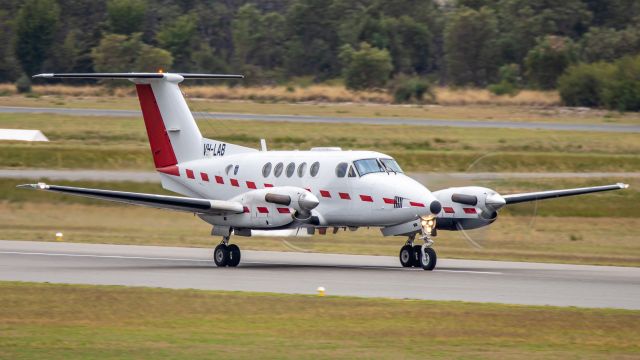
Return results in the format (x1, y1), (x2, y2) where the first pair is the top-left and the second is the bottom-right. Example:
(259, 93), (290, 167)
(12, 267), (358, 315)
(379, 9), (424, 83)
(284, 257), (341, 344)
(18, 72), (629, 271)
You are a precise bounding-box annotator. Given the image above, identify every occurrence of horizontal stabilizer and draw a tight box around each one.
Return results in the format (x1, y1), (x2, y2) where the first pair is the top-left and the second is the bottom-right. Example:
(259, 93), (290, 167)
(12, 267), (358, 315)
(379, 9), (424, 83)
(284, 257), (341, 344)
(503, 183), (629, 204)
(33, 73), (243, 80)
(17, 183), (244, 215)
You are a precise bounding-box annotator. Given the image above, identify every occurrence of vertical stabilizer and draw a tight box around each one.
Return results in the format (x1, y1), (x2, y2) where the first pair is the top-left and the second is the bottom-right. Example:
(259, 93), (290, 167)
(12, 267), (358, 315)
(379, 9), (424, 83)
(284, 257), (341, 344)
(32, 72), (259, 170)
(135, 77), (202, 167)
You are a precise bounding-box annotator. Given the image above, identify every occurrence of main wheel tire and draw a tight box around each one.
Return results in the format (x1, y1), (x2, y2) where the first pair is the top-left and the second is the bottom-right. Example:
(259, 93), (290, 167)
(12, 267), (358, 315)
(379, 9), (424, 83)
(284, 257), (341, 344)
(213, 244), (229, 267)
(399, 245), (414, 267)
(420, 247), (437, 271)
(227, 244), (241, 267)
(412, 245), (422, 267)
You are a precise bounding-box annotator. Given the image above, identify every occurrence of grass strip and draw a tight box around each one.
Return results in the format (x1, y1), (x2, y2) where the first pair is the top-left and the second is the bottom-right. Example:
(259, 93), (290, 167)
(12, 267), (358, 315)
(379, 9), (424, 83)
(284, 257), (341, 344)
(0, 281), (638, 360)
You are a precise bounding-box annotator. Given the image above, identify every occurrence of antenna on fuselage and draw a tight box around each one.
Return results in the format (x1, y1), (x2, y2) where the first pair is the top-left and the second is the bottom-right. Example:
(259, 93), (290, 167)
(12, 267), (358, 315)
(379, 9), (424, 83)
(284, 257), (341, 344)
(260, 139), (268, 151)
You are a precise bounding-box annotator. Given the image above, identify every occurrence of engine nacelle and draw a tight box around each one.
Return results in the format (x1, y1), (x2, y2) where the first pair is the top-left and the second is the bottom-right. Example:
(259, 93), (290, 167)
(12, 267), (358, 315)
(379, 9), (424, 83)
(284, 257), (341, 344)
(199, 186), (320, 229)
(432, 186), (506, 230)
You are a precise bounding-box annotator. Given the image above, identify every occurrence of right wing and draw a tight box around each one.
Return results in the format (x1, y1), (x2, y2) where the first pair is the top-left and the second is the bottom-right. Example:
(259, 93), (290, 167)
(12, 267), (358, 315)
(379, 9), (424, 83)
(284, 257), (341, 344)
(503, 183), (629, 205)
(17, 183), (244, 215)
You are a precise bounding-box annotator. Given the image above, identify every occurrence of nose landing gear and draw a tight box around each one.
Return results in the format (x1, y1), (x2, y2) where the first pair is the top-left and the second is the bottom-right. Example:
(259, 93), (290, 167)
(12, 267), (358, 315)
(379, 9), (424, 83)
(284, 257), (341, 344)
(213, 236), (241, 267)
(398, 219), (438, 271)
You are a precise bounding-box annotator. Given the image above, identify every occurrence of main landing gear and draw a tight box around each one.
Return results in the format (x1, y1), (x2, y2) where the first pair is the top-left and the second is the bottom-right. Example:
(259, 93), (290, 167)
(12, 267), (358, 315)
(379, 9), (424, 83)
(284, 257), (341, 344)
(214, 236), (241, 267)
(399, 233), (437, 271)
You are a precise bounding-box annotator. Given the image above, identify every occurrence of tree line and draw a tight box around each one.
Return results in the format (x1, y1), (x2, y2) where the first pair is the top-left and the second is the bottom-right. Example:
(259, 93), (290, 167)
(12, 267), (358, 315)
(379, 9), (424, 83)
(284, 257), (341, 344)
(1, 0), (639, 109)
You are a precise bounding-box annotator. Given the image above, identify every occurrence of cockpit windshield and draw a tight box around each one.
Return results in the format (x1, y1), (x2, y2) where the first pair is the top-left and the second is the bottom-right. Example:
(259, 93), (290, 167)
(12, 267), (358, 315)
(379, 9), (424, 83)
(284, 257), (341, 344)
(353, 158), (386, 176)
(380, 158), (403, 173)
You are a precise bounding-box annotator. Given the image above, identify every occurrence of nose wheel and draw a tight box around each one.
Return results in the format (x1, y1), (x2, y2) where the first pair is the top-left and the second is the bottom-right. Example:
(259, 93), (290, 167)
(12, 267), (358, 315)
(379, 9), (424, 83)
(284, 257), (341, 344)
(214, 237), (241, 267)
(398, 234), (438, 270)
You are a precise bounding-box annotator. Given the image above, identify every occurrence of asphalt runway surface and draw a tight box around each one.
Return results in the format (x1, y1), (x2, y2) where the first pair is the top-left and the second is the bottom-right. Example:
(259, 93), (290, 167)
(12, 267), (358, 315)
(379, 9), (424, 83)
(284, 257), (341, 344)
(2, 105), (639, 133)
(1, 240), (638, 309)
(2, 169), (637, 184)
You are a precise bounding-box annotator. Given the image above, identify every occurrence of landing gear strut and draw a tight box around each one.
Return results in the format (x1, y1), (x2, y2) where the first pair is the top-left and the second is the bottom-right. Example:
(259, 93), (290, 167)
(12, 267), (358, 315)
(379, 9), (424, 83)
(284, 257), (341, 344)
(214, 236), (241, 267)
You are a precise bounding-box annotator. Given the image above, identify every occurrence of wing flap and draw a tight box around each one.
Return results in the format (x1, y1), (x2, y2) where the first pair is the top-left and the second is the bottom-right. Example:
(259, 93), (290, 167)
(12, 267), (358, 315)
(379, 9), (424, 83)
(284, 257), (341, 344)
(17, 183), (244, 214)
(503, 183), (629, 204)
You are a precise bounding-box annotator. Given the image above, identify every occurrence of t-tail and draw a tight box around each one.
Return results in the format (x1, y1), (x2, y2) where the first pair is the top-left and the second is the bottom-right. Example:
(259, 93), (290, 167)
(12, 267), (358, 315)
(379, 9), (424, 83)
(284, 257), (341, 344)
(33, 72), (258, 177)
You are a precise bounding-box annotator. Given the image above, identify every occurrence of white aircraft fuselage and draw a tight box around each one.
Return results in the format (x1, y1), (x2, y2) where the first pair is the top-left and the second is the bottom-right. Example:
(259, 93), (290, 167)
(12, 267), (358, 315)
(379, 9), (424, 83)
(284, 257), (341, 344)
(164, 149), (439, 230)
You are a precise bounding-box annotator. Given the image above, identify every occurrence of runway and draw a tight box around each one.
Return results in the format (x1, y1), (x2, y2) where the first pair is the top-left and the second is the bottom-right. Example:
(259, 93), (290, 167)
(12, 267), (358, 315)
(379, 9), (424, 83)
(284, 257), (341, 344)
(2, 105), (639, 133)
(1, 240), (638, 309)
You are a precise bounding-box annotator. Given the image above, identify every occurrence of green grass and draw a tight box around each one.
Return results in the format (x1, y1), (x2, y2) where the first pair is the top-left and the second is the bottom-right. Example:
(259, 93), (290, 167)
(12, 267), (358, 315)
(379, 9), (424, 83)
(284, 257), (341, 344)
(0, 281), (638, 359)
(2, 177), (639, 266)
(1, 113), (638, 172)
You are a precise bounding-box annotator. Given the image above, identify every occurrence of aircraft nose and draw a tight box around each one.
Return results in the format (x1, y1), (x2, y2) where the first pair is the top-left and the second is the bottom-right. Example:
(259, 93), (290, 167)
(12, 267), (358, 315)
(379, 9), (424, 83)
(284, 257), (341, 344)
(429, 200), (442, 215)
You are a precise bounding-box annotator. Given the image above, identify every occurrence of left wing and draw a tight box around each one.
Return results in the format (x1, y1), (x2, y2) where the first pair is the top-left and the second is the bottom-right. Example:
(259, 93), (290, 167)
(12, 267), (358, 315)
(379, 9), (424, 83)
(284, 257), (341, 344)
(503, 183), (629, 205)
(17, 183), (244, 215)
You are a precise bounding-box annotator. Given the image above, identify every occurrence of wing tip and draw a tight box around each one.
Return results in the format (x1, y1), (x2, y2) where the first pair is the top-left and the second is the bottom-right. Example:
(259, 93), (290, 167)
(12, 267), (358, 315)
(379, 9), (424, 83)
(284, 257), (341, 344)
(617, 182), (630, 189)
(16, 182), (48, 190)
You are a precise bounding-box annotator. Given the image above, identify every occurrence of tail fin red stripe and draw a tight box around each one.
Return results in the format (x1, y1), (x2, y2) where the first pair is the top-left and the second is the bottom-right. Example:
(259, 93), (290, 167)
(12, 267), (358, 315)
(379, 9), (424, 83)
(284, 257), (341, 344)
(135, 84), (177, 168)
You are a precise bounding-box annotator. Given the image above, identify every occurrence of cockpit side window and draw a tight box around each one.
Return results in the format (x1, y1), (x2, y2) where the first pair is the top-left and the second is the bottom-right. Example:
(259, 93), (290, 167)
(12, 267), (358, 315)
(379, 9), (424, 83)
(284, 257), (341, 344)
(353, 158), (385, 176)
(335, 162), (348, 178)
(380, 158), (403, 173)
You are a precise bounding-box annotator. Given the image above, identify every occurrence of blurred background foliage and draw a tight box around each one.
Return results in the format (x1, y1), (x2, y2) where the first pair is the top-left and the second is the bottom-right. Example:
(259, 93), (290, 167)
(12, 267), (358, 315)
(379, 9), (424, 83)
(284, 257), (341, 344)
(1, 0), (639, 109)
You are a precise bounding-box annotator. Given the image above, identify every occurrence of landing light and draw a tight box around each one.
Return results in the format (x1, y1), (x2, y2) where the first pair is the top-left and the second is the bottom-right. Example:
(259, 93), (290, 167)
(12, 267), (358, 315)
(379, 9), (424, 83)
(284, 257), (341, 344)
(420, 215), (436, 234)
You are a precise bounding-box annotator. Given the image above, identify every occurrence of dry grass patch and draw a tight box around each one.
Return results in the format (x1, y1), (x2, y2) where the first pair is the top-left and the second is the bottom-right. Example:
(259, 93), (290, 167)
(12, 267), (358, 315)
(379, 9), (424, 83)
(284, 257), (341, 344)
(435, 87), (560, 106)
(1, 83), (565, 106)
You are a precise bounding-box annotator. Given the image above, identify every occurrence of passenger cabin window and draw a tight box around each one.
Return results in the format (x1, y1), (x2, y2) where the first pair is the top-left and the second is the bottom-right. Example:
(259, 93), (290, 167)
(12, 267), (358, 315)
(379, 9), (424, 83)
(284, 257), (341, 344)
(335, 162), (348, 177)
(286, 162), (295, 177)
(348, 165), (357, 177)
(380, 158), (403, 173)
(310, 162), (320, 177)
(234, 165), (239, 175)
(298, 162), (307, 177)
(225, 164), (233, 175)
(274, 162), (284, 177)
(354, 158), (385, 176)
(262, 162), (272, 177)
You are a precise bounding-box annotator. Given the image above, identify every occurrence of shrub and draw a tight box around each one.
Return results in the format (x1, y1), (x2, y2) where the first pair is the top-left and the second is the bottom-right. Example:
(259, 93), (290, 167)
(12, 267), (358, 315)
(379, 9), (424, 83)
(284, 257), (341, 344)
(340, 42), (393, 91)
(558, 62), (614, 107)
(389, 75), (434, 104)
(15, 74), (32, 93)
(488, 82), (518, 96)
(559, 55), (640, 111)
(602, 56), (640, 112)
(488, 64), (521, 96)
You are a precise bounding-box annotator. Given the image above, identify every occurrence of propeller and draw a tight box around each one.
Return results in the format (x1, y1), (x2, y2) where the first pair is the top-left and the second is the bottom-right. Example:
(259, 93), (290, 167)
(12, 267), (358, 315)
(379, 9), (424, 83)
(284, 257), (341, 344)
(427, 153), (539, 250)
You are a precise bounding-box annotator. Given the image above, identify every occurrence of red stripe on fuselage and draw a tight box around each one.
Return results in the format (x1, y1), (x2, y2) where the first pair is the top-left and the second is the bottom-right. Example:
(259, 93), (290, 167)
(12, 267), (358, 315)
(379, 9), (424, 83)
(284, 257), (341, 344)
(360, 195), (373, 202)
(339, 192), (351, 200)
(135, 84), (177, 168)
